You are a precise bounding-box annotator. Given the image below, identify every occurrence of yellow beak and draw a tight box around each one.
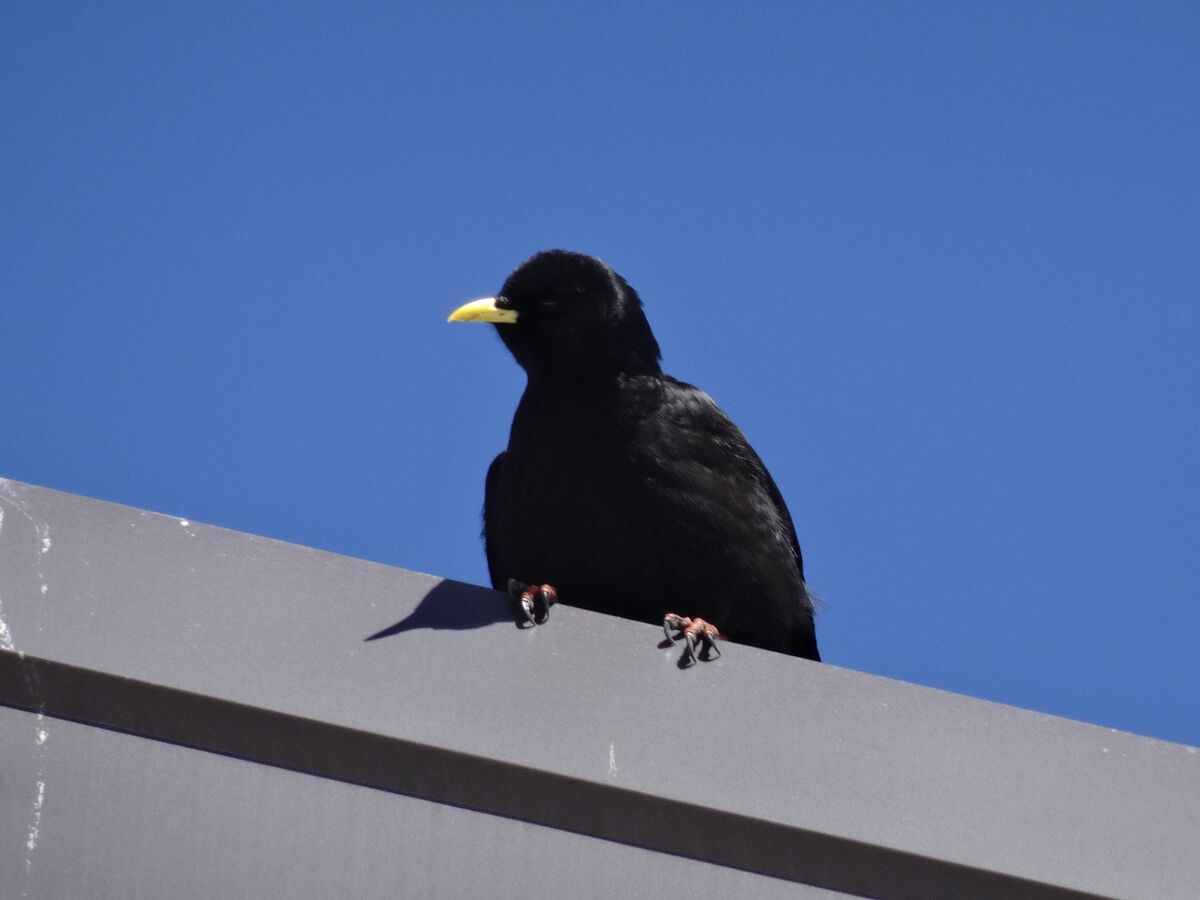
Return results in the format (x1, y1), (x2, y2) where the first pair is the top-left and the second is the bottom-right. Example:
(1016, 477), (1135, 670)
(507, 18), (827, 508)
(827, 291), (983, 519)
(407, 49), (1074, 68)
(447, 296), (519, 324)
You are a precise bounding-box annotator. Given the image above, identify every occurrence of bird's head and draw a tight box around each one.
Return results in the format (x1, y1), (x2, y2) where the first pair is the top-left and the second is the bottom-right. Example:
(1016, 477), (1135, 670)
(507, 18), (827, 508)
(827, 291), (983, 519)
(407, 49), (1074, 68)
(448, 250), (662, 381)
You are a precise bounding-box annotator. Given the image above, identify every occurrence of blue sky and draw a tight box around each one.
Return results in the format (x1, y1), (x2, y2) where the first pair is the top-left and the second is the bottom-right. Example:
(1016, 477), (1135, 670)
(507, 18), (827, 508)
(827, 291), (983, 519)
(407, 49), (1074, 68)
(4, 3), (1198, 746)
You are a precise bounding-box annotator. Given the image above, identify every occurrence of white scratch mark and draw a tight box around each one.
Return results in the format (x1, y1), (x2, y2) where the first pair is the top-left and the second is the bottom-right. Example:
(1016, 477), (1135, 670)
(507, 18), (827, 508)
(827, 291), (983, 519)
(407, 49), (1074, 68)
(0, 487), (52, 603)
(179, 519), (190, 527)
(0, 565), (53, 893)
(0, 615), (13, 654)
(608, 742), (618, 778)
(25, 780), (45, 865)
(0, 597), (14, 653)
(22, 713), (50, 890)
(0, 482), (39, 527)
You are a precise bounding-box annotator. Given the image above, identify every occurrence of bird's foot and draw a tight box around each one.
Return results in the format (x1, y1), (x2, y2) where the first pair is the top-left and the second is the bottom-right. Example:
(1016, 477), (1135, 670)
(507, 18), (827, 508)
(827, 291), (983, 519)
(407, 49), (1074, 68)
(508, 579), (558, 627)
(662, 613), (723, 666)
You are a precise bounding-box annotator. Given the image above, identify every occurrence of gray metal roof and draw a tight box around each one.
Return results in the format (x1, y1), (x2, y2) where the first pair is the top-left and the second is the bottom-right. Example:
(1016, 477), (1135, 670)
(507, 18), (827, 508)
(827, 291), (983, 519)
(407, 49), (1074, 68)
(1, 478), (1197, 899)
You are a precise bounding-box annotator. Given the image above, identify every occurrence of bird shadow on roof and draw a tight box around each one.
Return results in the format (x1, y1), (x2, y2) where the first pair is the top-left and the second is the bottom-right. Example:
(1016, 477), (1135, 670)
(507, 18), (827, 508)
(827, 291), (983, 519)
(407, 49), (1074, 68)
(363, 579), (515, 641)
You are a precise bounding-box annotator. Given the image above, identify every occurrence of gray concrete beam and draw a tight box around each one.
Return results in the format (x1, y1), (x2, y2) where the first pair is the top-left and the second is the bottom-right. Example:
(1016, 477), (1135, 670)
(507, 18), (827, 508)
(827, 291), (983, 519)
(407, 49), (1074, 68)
(1, 479), (1196, 898)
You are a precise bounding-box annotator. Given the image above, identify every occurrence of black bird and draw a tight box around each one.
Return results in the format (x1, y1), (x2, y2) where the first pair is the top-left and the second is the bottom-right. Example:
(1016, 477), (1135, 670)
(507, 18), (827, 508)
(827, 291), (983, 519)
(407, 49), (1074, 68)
(448, 250), (819, 663)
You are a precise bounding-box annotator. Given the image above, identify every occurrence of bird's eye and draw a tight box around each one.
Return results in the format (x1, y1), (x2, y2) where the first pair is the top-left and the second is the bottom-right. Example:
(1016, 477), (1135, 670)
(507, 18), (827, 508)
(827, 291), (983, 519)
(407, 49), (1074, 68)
(538, 299), (559, 315)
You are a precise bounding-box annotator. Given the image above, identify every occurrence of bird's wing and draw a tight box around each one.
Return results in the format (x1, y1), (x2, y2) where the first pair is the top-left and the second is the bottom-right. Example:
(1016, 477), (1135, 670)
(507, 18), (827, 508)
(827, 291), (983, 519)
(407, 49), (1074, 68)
(483, 450), (511, 591)
(754, 445), (806, 582)
(631, 376), (818, 657)
(648, 376), (809, 594)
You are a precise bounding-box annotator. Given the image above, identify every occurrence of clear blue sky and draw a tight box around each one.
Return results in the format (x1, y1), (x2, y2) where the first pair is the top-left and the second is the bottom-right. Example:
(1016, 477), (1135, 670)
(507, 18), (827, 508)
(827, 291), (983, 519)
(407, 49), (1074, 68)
(4, 3), (1198, 746)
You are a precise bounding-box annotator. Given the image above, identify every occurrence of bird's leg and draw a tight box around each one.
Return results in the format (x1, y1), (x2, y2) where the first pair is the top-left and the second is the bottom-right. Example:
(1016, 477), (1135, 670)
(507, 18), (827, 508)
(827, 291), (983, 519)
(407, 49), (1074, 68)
(662, 613), (723, 665)
(508, 578), (558, 626)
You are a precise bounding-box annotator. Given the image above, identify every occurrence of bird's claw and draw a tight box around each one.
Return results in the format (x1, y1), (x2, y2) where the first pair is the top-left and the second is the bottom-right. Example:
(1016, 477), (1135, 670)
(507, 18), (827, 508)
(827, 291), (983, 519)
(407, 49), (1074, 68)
(662, 613), (722, 665)
(518, 594), (536, 625)
(508, 579), (557, 627)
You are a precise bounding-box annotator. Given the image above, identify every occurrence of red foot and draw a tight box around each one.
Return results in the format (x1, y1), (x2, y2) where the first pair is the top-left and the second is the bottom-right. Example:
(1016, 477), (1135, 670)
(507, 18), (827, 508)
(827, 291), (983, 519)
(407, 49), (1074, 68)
(508, 579), (558, 626)
(662, 613), (723, 664)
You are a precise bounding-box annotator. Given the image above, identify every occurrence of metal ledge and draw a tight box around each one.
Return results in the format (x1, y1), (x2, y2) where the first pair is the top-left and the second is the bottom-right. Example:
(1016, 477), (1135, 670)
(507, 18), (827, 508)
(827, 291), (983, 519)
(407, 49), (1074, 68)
(1, 479), (1196, 899)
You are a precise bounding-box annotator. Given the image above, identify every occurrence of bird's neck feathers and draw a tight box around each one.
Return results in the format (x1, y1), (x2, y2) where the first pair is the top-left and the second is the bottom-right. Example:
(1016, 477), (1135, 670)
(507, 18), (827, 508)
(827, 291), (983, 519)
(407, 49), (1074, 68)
(608, 274), (663, 372)
(595, 303), (663, 379)
(527, 280), (662, 386)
